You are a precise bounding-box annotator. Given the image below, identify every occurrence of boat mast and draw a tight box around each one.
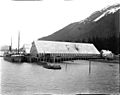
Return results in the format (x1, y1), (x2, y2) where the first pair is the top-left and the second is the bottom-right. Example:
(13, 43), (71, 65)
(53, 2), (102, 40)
(18, 31), (20, 54)
(11, 37), (12, 50)
(10, 36), (12, 51)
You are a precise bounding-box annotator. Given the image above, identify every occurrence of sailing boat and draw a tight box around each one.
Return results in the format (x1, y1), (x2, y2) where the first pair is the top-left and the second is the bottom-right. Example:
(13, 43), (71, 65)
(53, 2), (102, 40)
(4, 32), (25, 63)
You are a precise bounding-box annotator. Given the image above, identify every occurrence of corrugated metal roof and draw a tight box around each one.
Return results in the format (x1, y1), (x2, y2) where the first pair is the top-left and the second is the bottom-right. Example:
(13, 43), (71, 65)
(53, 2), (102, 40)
(33, 40), (100, 54)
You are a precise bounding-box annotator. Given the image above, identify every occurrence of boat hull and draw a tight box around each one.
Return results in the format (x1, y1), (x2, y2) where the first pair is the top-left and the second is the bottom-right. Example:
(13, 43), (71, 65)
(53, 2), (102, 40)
(43, 63), (61, 70)
(4, 56), (25, 63)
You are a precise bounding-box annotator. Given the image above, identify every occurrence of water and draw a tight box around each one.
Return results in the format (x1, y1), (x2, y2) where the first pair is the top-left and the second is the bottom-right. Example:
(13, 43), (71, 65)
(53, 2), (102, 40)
(0, 58), (119, 94)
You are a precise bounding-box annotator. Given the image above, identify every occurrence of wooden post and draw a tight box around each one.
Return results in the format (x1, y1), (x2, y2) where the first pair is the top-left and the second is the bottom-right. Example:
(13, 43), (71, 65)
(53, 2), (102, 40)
(65, 63), (67, 71)
(54, 55), (55, 63)
(30, 57), (31, 63)
(89, 61), (91, 74)
(56, 54), (57, 63)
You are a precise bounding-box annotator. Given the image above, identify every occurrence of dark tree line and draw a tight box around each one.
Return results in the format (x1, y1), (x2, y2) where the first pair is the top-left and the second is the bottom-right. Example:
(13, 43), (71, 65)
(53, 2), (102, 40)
(81, 36), (119, 54)
(62, 35), (119, 54)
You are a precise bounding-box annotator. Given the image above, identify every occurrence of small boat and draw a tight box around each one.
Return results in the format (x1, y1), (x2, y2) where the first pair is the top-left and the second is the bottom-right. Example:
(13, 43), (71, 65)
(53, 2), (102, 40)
(40, 53), (61, 70)
(43, 63), (61, 70)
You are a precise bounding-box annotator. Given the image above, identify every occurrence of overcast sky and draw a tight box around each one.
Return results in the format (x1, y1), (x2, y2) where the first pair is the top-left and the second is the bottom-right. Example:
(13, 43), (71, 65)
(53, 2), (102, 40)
(0, 0), (119, 48)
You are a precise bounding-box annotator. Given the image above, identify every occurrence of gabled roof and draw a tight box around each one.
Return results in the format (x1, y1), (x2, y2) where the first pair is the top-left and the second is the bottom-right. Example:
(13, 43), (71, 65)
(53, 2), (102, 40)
(33, 40), (100, 54)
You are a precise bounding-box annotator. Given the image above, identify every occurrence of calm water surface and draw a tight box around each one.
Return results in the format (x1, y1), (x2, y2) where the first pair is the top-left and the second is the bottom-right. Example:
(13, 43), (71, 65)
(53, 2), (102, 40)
(0, 58), (119, 95)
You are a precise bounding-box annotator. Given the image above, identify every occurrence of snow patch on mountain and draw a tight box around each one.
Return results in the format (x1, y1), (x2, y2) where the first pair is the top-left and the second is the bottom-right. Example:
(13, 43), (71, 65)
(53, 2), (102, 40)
(93, 12), (107, 22)
(107, 7), (120, 14)
(94, 7), (120, 22)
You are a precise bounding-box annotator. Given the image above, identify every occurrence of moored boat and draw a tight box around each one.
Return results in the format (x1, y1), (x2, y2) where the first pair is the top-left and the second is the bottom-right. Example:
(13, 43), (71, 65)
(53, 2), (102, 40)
(43, 63), (61, 70)
(4, 52), (25, 63)
(3, 32), (25, 63)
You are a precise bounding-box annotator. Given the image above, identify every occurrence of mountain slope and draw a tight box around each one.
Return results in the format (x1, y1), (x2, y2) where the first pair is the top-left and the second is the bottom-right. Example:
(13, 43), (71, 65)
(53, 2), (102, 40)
(39, 4), (120, 54)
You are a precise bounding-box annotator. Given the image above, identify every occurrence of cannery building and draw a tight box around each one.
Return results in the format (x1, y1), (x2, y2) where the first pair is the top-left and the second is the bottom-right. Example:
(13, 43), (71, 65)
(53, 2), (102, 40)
(30, 40), (100, 62)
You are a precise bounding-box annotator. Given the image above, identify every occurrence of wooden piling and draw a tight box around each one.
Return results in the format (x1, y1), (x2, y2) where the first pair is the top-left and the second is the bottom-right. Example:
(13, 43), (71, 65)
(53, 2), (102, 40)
(89, 61), (91, 74)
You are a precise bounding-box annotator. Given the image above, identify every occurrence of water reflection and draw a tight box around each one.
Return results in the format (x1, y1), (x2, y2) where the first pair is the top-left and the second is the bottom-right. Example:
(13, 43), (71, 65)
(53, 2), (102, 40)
(1, 58), (119, 94)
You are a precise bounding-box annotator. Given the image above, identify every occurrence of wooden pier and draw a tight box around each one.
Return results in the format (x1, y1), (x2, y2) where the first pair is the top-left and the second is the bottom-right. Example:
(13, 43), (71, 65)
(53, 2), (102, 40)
(23, 54), (101, 63)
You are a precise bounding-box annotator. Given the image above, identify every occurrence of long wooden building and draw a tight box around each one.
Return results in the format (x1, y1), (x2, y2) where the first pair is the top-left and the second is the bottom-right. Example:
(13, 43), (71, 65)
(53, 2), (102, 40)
(30, 40), (100, 62)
